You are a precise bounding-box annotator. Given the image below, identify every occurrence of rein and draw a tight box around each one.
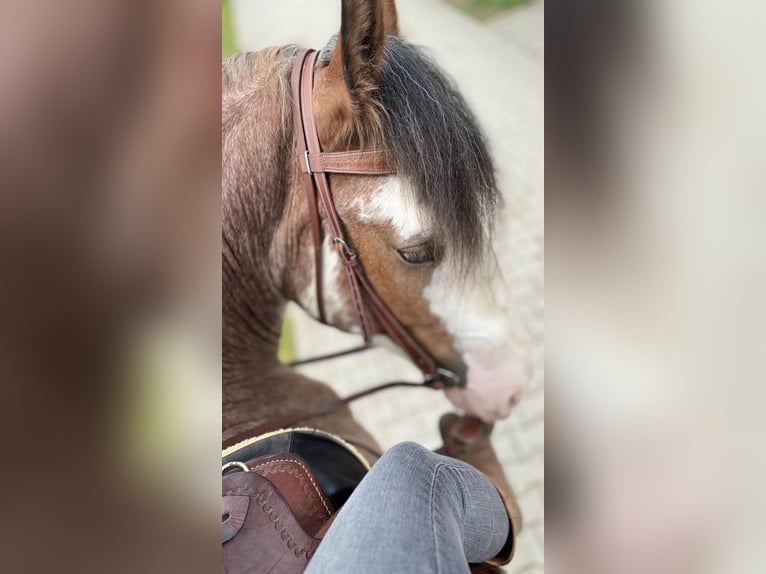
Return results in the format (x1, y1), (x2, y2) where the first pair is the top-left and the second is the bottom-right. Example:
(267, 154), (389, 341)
(224, 50), (463, 449)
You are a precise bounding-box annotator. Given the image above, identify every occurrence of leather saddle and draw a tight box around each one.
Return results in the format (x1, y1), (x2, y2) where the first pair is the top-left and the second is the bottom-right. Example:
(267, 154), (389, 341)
(222, 429), (369, 574)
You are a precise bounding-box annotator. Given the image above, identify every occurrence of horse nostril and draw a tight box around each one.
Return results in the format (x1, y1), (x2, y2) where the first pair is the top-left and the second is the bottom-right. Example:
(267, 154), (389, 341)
(509, 393), (522, 407)
(222, 512), (231, 523)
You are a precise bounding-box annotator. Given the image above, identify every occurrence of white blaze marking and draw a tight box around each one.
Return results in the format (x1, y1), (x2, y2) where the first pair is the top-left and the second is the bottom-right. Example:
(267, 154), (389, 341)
(423, 264), (512, 348)
(425, 261), (531, 422)
(355, 176), (429, 241)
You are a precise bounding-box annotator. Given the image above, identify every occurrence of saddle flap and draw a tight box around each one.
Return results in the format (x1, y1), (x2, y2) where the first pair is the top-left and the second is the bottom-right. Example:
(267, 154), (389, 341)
(222, 470), (322, 574)
(249, 454), (335, 536)
(222, 495), (249, 543)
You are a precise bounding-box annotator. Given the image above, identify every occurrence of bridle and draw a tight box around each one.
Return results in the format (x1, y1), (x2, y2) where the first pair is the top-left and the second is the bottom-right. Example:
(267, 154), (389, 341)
(290, 49), (462, 391)
(222, 49), (463, 451)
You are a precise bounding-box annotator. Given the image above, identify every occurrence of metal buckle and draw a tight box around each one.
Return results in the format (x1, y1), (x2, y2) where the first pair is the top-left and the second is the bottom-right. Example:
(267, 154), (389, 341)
(427, 368), (463, 389)
(333, 237), (357, 261)
(303, 150), (312, 173)
(222, 461), (250, 474)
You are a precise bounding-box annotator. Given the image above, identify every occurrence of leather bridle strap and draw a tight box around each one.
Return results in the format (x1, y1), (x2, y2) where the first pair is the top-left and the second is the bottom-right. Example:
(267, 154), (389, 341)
(300, 150), (396, 175)
(290, 49), (461, 390)
(291, 51), (328, 324)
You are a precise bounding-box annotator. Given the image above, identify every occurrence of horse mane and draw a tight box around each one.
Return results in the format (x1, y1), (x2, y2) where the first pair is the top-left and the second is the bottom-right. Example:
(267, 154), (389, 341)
(321, 36), (499, 272)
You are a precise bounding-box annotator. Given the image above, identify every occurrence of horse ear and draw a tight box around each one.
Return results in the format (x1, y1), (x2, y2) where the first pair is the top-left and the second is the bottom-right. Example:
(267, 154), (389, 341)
(383, 0), (400, 36)
(322, 0), (389, 146)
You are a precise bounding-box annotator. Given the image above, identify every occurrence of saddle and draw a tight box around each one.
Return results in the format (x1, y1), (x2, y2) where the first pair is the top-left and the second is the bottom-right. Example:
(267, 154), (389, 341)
(222, 429), (369, 574)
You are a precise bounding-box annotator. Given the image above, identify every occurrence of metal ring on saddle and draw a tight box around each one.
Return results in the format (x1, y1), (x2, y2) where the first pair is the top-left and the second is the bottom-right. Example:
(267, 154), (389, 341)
(222, 461), (250, 474)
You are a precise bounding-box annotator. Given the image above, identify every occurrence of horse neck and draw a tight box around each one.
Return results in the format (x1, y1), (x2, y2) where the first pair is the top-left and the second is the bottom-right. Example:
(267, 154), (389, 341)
(222, 52), (300, 385)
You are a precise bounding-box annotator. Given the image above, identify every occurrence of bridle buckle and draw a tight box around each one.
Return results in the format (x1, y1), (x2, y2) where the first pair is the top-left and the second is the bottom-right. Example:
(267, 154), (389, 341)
(426, 368), (463, 389)
(333, 237), (357, 262)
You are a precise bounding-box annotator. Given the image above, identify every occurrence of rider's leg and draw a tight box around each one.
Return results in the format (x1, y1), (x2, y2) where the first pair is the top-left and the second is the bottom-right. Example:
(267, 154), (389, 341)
(305, 441), (510, 574)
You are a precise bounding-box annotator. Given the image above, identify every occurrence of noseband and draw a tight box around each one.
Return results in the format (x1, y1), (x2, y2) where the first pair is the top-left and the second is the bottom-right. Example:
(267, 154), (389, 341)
(290, 49), (461, 390)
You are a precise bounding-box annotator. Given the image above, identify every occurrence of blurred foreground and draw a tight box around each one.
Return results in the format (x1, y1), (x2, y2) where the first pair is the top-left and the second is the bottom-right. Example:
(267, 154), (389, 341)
(0, 1), (221, 571)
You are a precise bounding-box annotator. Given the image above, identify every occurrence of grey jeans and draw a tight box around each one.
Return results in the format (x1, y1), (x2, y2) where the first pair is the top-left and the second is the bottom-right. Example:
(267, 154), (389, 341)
(306, 441), (510, 574)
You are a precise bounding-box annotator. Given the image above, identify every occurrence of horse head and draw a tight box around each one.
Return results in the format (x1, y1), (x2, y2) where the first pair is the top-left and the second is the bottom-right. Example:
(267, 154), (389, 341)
(281, 0), (530, 421)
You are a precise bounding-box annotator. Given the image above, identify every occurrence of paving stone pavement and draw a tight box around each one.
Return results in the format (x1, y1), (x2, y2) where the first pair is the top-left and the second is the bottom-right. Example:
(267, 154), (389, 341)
(231, 1), (543, 571)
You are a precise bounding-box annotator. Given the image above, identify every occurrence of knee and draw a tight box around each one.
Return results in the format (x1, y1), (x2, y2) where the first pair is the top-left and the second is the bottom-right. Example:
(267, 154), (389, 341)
(374, 442), (466, 512)
(373, 442), (437, 477)
(384, 441), (430, 462)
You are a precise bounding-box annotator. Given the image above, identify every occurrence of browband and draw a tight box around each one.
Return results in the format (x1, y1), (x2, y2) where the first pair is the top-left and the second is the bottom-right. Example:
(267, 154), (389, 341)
(300, 150), (396, 175)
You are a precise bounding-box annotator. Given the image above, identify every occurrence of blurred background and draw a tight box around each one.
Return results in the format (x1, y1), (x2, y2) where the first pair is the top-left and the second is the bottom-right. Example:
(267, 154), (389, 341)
(225, 1), (544, 572)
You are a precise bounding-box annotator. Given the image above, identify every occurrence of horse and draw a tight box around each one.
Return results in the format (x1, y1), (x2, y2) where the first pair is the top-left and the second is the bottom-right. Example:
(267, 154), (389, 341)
(221, 0), (529, 461)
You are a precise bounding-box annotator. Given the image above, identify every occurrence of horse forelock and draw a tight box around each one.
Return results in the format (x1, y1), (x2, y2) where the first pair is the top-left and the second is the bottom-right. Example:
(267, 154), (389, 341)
(320, 35), (499, 274)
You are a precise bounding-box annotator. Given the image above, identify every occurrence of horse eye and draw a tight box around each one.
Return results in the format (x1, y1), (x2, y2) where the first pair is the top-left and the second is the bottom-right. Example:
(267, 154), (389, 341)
(397, 245), (436, 265)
